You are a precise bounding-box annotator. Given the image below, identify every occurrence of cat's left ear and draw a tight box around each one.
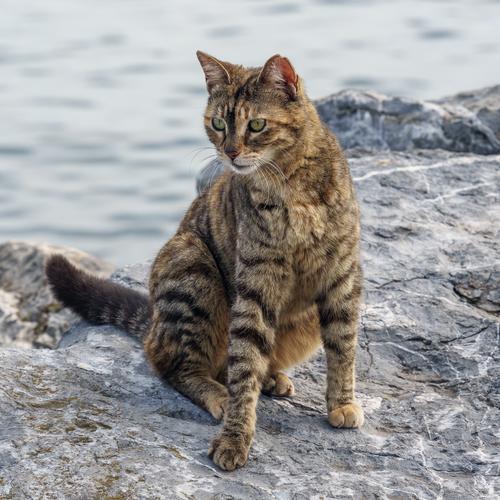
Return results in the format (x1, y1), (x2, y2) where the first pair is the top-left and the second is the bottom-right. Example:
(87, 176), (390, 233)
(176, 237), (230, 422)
(196, 50), (232, 93)
(258, 55), (299, 99)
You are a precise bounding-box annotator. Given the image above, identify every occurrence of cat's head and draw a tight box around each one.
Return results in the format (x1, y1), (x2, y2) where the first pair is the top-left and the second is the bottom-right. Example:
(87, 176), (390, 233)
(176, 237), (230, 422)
(197, 51), (311, 175)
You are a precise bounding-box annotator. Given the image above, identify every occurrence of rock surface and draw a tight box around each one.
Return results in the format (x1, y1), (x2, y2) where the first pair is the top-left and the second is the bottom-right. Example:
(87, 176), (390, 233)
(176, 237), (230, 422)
(1, 149), (499, 499)
(0, 242), (114, 348)
(315, 86), (500, 154)
(438, 85), (500, 142)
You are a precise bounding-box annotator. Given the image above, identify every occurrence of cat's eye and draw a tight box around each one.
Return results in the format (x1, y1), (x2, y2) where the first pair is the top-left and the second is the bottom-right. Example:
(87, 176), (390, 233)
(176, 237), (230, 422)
(212, 117), (226, 131)
(248, 118), (266, 133)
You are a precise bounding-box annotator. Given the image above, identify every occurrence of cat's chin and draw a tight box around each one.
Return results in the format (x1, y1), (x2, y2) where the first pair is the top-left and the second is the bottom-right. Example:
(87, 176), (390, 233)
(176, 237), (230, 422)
(222, 159), (257, 176)
(231, 165), (257, 175)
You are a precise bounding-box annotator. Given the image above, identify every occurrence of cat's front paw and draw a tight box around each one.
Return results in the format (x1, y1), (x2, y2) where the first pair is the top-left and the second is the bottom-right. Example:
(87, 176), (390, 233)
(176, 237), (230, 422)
(328, 402), (364, 428)
(208, 433), (249, 471)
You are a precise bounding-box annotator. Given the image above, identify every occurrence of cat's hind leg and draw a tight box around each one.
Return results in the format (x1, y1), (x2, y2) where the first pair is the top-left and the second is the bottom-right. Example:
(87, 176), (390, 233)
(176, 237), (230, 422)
(263, 307), (322, 398)
(262, 371), (295, 397)
(144, 232), (230, 420)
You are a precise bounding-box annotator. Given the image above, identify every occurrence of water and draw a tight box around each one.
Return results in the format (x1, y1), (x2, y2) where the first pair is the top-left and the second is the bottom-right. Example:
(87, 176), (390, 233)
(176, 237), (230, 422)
(1, 0), (499, 265)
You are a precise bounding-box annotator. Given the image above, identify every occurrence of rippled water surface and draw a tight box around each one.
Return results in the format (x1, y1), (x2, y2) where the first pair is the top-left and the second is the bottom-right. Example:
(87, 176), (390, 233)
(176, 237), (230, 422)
(2, 0), (500, 264)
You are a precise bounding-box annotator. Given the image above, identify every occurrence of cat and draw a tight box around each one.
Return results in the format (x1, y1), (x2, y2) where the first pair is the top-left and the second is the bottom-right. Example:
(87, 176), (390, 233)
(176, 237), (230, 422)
(46, 51), (364, 471)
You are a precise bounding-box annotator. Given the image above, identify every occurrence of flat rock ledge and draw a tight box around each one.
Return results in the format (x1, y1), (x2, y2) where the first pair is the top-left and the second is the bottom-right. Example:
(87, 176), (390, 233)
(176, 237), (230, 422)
(1, 149), (499, 499)
(0, 242), (114, 348)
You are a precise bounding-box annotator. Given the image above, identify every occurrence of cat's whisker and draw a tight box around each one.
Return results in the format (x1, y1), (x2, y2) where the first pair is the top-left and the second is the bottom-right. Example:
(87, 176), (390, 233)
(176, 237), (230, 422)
(189, 147), (217, 168)
(263, 161), (283, 206)
(256, 162), (273, 207)
(262, 161), (277, 207)
(187, 149), (218, 178)
(206, 161), (221, 189)
(188, 147), (216, 165)
(264, 160), (287, 186)
(260, 157), (287, 182)
(189, 155), (218, 185)
(254, 158), (272, 206)
(267, 158), (286, 176)
(197, 153), (218, 164)
(189, 145), (217, 158)
(259, 160), (286, 204)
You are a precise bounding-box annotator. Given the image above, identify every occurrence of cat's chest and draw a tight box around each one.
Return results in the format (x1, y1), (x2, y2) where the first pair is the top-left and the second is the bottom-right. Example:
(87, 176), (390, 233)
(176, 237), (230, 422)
(245, 189), (329, 247)
(286, 200), (328, 247)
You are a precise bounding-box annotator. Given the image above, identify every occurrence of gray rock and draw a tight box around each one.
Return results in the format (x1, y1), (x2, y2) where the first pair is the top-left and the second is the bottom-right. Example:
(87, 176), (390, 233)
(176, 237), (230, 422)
(0, 241), (114, 348)
(1, 150), (499, 498)
(438, 85), (500, 142)
(315, 86), (500, 154)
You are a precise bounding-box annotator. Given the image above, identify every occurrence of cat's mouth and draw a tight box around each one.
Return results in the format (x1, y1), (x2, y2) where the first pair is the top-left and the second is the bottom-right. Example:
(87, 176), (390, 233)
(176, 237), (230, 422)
(221, 156), (258, 175)
(231, 164), (257, 175)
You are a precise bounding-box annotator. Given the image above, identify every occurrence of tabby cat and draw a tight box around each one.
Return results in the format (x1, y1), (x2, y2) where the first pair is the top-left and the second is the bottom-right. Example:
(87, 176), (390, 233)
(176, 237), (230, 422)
(46, 51), (364, 471)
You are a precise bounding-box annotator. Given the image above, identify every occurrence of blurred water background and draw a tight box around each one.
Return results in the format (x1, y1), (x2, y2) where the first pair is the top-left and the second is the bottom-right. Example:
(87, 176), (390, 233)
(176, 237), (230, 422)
(1, 0), (500, 265)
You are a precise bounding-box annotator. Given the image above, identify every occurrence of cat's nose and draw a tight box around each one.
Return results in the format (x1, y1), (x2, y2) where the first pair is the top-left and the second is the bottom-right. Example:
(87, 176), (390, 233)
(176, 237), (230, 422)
(225, 149), (240, 160)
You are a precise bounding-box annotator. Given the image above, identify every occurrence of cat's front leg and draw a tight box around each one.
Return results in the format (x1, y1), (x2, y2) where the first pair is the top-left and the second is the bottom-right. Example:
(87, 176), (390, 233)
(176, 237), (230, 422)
(209, 252), (289, 471)
(316, 261), (364, 428)
(209, 296), (275, 470)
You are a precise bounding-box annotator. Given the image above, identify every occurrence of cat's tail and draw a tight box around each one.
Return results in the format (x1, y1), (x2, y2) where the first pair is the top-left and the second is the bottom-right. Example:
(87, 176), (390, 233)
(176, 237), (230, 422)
(45, 255), (151, 339)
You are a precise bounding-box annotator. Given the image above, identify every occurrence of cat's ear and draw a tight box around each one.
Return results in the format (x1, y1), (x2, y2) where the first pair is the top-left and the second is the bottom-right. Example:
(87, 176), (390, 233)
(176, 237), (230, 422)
(196, 51), (232, 93)
(258, 55), (299, 99)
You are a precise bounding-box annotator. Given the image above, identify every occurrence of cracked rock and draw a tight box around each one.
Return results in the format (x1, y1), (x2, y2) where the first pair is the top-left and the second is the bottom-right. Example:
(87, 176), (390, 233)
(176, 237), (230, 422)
(450, 269), (500, 315)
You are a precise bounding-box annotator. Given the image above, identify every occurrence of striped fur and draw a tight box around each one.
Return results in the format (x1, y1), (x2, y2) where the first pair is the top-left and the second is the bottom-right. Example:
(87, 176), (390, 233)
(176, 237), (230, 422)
(46, 52), (364, 472)
(46, 255), (151, 338)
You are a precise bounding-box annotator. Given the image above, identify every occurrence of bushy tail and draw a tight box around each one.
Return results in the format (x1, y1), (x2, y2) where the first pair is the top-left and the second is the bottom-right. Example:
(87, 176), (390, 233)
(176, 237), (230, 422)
(46, 255), (151, 339)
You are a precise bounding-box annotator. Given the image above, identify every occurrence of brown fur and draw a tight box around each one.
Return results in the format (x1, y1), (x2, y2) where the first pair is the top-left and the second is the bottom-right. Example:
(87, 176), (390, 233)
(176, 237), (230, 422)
(46, 51), (364, 471)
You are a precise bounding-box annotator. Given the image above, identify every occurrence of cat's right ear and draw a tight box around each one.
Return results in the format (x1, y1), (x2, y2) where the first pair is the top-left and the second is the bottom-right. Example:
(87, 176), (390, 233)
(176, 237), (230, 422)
(196, 51), (232, 93)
